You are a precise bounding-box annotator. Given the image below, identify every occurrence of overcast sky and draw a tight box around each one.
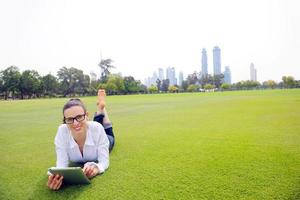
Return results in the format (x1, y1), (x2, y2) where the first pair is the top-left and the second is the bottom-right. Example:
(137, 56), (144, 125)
(0, 0), (299, 83)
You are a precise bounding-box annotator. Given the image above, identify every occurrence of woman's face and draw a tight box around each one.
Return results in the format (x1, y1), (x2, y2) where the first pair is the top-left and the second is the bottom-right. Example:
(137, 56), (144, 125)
(63, 106), (88, 136)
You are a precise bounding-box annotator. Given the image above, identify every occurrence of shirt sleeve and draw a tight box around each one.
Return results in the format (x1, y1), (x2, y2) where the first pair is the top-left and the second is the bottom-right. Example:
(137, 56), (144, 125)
(54, 125), (69, 168)
(85, 124), (109, 174)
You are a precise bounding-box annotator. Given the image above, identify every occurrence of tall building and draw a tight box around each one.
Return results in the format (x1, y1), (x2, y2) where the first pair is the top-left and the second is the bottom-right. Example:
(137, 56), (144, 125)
(158, 68), (164, 80)
(144, 72), (158, 87)
(144, 77), (151, 87)
(213, 46), (221, 75)
(178, 71), (184, 87)
(224, 66), (231, 84)
(201, 48), (208, 77)
(151, 72), (158, 85)
(166, 67), (177, 86)
(250, 63), (257, 81)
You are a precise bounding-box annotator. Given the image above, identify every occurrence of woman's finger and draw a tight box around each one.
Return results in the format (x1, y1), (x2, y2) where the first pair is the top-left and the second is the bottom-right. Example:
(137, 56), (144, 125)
(53, 175), (63, 190)
(85, 167), (91, 177)
(54, 180), (61, 190)
(47, 175), (54, 187)
(86, 166), (93, 177)
(49, 175), (58, 188)
(56, 180), (63, 190)
(49, 175), (57, 189)
(50, 175), (61, 190)
(92, 167), (98, 177)
(82, 166), (87, 173)
(48, 174), (55, 184)
(83, 166), (91, 176)
(49, 179), (56, 189)
(48, 174), (54, 181)
(89, 167), (95, 176)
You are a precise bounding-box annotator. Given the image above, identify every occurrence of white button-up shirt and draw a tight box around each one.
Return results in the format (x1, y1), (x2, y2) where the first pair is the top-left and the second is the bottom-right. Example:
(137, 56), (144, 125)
(54, 121), (109, 173)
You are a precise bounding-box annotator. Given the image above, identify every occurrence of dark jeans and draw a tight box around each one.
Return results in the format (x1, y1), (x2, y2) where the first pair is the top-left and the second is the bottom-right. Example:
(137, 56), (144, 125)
(93, 113), (115, 152)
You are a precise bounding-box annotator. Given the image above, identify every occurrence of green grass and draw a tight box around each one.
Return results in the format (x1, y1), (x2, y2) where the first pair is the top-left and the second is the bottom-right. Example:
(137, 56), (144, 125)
(1, 89), (300, 200)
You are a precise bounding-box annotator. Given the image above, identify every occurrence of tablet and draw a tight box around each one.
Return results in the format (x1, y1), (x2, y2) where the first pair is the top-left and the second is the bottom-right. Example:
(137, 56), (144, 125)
(48, 167), (91, 184)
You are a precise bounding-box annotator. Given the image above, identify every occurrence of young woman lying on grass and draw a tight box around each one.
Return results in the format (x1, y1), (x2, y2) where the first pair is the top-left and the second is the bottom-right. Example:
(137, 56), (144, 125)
(47, 89), (115, 190)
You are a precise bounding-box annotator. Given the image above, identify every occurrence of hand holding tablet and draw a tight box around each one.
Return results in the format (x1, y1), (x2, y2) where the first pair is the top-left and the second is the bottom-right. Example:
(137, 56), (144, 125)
(48, 167), (91, 185)
(83, 165), (100, 178)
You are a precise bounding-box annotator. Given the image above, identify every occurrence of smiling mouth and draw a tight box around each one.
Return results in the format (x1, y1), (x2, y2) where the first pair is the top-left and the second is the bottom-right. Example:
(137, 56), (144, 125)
(74, 126), (82, 131)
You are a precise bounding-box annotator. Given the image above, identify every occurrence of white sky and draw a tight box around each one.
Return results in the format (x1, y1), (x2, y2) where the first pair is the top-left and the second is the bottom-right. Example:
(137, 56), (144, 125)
(0, 0), (299, 83)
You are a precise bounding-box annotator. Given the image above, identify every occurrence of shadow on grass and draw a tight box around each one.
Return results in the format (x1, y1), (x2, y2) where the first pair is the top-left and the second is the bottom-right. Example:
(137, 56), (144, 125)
(28, 176), (90, 200)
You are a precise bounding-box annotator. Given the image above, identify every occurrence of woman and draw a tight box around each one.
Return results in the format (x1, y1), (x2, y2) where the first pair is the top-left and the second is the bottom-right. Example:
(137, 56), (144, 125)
(47, 89), (115, 190)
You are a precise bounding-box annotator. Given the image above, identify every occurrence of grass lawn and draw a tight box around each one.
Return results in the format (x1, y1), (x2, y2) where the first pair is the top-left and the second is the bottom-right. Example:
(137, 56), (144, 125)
(0, 89), (300, 200)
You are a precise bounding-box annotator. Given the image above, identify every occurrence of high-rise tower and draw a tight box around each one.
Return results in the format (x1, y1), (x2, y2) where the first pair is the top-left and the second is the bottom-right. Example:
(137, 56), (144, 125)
(224, 66), (231, 84)
(158, 68), (164, 80)
(250, 63), (257, 81)
(213, 46), (221, 75)
(166, 67), (177, 86)
(178, 71), (184, 87)
(201, 48), (208, 77)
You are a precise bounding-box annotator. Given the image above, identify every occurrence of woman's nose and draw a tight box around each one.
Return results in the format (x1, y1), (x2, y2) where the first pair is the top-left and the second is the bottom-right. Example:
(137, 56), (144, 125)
(73, 119), (80, 125)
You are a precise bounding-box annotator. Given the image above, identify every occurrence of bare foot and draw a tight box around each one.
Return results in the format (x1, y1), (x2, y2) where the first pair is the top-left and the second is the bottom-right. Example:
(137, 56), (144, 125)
(97, 89), (106, 113)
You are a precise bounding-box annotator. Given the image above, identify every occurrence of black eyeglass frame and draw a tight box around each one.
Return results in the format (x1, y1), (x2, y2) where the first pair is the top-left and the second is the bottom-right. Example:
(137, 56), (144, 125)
(63, 113), (86, 124)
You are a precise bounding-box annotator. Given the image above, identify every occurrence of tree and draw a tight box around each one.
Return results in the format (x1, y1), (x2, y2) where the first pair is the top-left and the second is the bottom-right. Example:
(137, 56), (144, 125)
(180, 80), (189, 92)
(235, 80), (260, 90)
(282, 76), (296, 88)
(98, 58), (115, 83)
(186, 72), (199, 86)
(82, 75), (91, 95)
(0, 66), (21, 99)
(156, 79), (161, 92)
(0, 77), (3, 97)
(19, 70), (41, 99)
(204, 84), (214, 90)
(161, 79), (170, 92)
(212, 74), (224, 89)
(124, 76), (140, 94)
(57, 67), (87, 96)
(106, 74), (125, 95)
(263, 80), (276, 89)
(168, 85), (178, 93)
(296, 80), (300, 88)
(0, 76), (4, 99)
(148, 85), (158, 93)
(42, 74), (59, 96)
(139, 84), (148, 94)
(221, 83), (231, 90)
(105, 82), (117, 95)
(57, 67), (72, 96)
(187, 84), (199, 92)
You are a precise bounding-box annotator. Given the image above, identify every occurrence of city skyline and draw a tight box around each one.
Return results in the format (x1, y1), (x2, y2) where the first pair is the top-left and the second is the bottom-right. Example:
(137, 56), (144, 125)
(0, 0), (299, 83)
(145, 67), (181, 87)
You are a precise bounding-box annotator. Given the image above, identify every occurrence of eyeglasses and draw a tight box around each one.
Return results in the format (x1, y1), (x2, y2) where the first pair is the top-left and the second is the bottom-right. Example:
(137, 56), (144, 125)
(64, 113), (86, 124)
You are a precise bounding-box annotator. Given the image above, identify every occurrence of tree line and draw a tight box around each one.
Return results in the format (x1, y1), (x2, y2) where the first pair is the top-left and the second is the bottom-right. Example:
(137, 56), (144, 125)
(0, 60), (299, 99)
(149, 72), (299, 93)
(0, 60), (147, 99)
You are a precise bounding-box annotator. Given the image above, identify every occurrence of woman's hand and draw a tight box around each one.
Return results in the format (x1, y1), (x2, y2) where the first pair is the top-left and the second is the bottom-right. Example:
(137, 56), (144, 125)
(47, 174), (63, 190)
(83, 165), (99, 178)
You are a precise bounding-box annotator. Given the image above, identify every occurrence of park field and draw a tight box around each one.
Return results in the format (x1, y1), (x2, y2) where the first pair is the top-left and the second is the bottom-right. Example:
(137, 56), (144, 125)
(0, 89), (300, 200)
